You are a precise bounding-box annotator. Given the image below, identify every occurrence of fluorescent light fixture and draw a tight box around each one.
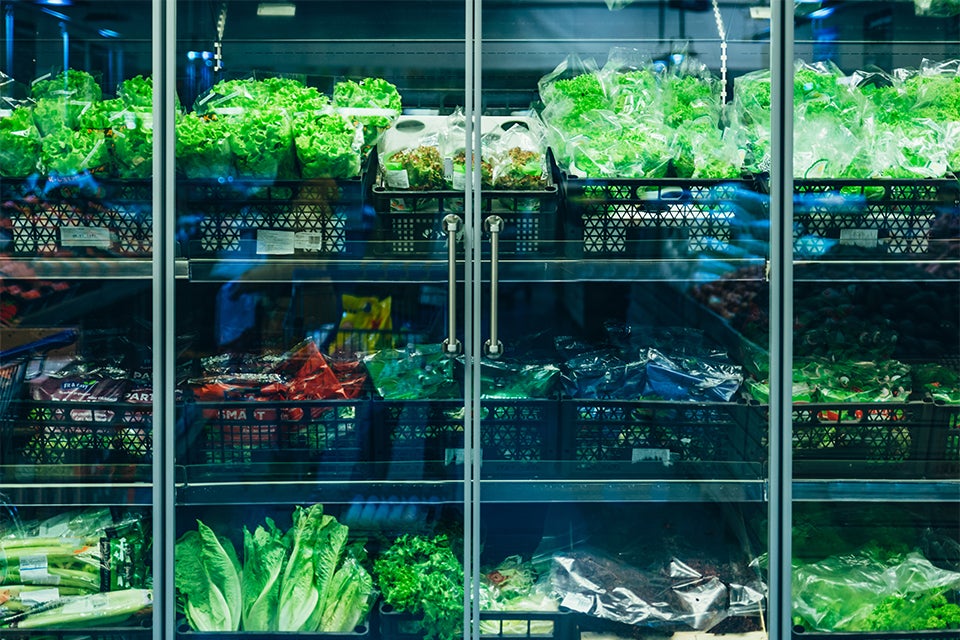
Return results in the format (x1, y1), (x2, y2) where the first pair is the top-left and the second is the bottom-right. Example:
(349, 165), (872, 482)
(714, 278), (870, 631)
(808, 6), (834, 18)
(98, 28), (120, 38)
(257, 2), (296, 16)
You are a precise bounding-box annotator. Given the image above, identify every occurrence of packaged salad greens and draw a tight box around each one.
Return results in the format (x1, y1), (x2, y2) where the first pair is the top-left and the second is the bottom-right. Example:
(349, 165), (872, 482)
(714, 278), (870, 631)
(380, 128), (446, 190)
(111, 108), (153, 179)
(489, 123), (549, 190)
(0, 106), (41, 177)
(294, 112), (362, 179)
(31, 69), (102, 103)
(40, 126), (109, 176)
(333, 77), (402, 150)
(226, 108), (296, 179)
(175, 112), (234, 179)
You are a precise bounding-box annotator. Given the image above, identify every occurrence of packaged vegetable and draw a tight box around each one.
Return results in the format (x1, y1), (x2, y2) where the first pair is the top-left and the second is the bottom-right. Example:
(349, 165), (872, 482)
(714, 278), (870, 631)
(294, 112), (362, 179)
(176, 112), (234, 179)
(0, 106), (41, 177)
(329, 294), (393, 355)
(363, 345), (460, 400)
(381, 131), (446, 190)
(226, 108), (296, 180)
(333, 77), (402, 149)
(489, 123), (548, 190)
(31, 69), (101, 103)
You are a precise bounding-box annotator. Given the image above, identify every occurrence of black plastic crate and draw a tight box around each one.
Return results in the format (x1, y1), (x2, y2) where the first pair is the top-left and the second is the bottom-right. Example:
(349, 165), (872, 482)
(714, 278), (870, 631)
(6, 401), (151, 465)
(177, 153), (376, 258)
(4, 176), (152, 257)
(559, 399), (764, 478)
(787, 400), (946, 479)
(562, 176), (751, 258)
(925, 402), (960, 479)
(181, 398), (371, 467)
(371, 186), (559, 258)
(379, 603), (575, 640)
(372, 398), (561, 479)
(762, 177), (959, 257)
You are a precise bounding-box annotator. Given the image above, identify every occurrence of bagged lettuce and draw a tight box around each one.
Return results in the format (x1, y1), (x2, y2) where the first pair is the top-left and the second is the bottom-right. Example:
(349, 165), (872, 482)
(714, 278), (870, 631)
(176, 112), (234, 179)
(380, 130), (446, 190)
(32, 97), (90, 136)
(40, 126), (109, 176)
(0, 106), (41, 177)
(111, 108), (153, 179)
(227, 108), (295, 179)
(31, 69), (102, 102)
(294, 112), (362, 179)
(489, 123), (548, 190)
(333, 77), (402, 149)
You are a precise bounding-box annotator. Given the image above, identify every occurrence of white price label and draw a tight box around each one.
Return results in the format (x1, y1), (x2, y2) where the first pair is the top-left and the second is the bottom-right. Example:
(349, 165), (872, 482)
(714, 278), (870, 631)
(21, 587), (60, 606)
(632, 448), (673, 466)
(294, 231), (323, 251)
(20, 554), (59, 585)
(256, 229), (296, 255)
(385, 169), (410, 189)
(559, 592), (593, 613)
(839, 228), (879, 248)
(444, 448), (464, 466)
(59, 226), (113, 249)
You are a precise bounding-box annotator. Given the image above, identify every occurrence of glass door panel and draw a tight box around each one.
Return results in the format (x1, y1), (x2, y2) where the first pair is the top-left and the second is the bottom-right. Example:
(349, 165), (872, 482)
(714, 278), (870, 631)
(476, 1), (772, 637)
(0, 0), (155, 635)
(790, 2), (960, 636)
(172, 0), (469, 637)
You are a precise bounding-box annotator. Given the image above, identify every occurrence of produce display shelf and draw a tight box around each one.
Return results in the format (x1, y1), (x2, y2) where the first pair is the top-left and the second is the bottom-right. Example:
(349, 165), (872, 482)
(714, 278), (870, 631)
(791, 630), (960, 639)
(2, 175), (153, 258)
(177, 622), (371, 639)
(559, 173), (757, 258)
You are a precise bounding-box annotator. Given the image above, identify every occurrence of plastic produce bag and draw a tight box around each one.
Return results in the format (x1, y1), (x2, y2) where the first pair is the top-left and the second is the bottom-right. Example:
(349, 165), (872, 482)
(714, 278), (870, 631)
(294, 112), (362, 179)
(915, 0), (960, 15)
(793, 545), (960, 632)
(643, 348), (743, 402)
(559, 348), (647, 400)
(176, 112), (234, 179)
(380, 130), (446, 190)
(0, 106), (41, 177)
(333, 77), (402, 150)
(477, 358), (560, 399)
(439, 109), (493, 190)
(110, 108), (153, 179)
(489, 123), (549, 190)
(480, 556), (561, 635)
(363, 344), (460, 400)
(548, 549), (730, 631)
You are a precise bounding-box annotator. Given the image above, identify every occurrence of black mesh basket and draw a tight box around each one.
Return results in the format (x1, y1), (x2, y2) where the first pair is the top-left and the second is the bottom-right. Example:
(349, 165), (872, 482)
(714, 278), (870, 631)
(5, 176), (152, 257)
(560, 398), (764, 479)
(372, 398), (560, 479)
(562, 176), (754, 258)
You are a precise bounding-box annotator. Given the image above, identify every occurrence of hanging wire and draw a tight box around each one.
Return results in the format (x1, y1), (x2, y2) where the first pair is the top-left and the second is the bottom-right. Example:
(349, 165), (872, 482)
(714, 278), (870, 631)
(712, 0), (728, 103)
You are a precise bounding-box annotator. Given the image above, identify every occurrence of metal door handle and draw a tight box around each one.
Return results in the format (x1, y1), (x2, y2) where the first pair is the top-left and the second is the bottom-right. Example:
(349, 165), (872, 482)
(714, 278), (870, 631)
(483, 215), (504, 359)
(442, 214), (462, 356)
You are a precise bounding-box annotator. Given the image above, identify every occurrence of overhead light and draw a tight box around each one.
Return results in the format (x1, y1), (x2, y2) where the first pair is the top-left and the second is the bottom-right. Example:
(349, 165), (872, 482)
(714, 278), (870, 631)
(808, 6), (834, 19)
(257, 2), (296, 17)
(98, 28), (120, 38)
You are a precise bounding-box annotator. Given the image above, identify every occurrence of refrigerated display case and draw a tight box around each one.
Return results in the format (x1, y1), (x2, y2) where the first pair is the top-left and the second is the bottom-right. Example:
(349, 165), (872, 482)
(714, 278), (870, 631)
(0, 0), (157, 636)
(0, 0), (957, 639)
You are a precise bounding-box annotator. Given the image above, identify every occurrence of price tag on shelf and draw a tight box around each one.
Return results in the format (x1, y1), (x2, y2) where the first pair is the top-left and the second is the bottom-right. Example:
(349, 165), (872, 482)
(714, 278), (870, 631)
(559, 591), (592, 613)
(294, 231), (323, 252)
(839, 228), (880, 248)
(59, 226), (113, 249)
(632, 448), (673, 466)
(256, 229), (295, 255)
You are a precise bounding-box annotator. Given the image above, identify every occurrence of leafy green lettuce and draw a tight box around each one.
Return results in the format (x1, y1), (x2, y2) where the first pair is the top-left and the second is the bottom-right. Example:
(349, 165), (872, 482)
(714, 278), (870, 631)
(294, 113), (361, 179)
(333, 77), (402, 148)
(40, 127), (109, 176)
(227, 108), (295, 179)
(31, 69), (102, 102)
(175, 520), (242, 631)
(0, 107), (41, 177)
(176, 113), (233, 179)
(241, 517), (289, 631)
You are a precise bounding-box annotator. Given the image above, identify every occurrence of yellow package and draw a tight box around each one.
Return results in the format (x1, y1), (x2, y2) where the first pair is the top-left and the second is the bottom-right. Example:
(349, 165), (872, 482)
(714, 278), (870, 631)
(329, 294), (393, 354)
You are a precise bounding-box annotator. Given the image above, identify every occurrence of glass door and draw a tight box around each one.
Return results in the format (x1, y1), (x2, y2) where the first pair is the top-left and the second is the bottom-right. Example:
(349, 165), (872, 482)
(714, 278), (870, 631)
(0, 0), (156, 636)
(788, 2), (960, 637)
(474, 1), (773, 638)
(171, 0), (471, 637)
